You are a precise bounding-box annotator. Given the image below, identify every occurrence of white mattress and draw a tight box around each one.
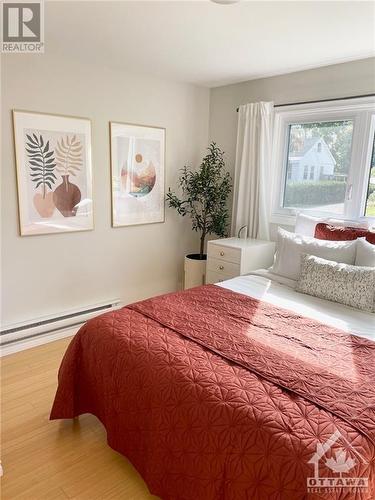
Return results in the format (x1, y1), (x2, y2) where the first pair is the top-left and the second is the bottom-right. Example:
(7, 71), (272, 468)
(217, 270), (375, 341)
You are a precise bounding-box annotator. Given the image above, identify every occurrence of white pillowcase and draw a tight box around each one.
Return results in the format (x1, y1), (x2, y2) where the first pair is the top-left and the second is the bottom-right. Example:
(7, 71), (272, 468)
(355, 238), (375, 267)
(271, 228), (357, 281)
(294, 212), (370, 237)
(294, 213), (328, 237)
(328, 218), (370, 229)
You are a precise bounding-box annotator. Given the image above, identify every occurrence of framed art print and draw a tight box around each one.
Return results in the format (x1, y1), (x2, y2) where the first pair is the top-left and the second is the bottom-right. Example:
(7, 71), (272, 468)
(13, 110), (93, 236)
(110, 122), (165, 227)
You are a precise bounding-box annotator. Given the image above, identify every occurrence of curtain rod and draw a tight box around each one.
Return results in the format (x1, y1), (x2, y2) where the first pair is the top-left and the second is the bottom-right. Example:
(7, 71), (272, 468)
(235, 93), (375, 112)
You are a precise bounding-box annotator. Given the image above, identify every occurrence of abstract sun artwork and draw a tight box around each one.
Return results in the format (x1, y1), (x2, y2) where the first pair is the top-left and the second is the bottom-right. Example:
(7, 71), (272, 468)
(13, 111), (93, 235)
(110, 122), (165, 227)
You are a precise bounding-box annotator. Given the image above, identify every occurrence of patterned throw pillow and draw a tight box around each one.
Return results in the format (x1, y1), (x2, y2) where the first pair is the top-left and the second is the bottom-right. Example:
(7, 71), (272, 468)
(296, 254), (375, 313)
(314, 223), (375, 244)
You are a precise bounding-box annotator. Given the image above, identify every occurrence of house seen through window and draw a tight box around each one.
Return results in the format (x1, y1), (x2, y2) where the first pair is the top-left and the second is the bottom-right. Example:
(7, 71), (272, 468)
(284, 120), (353, 215)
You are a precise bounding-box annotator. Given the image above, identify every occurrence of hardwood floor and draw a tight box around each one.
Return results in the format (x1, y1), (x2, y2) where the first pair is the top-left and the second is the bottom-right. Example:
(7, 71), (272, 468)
(1, 338), (158, 499)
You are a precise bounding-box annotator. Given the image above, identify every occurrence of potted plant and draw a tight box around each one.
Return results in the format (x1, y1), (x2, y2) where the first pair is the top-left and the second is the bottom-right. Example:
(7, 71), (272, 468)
(166, 142), (232, 288)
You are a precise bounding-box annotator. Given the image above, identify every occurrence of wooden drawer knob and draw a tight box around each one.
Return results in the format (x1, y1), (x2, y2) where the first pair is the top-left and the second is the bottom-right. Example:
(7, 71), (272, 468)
(219, 265), (224, 270)
(220, 251), (225, 256)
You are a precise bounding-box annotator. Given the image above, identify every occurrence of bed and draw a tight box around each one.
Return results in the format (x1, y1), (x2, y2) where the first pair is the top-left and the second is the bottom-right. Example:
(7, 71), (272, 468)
(51, 271), (375, 499)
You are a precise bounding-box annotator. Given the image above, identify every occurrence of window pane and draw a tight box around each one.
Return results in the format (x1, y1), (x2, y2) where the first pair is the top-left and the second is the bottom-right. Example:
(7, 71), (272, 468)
(365, 133), (375, 217)
(283, 120), (354, 215)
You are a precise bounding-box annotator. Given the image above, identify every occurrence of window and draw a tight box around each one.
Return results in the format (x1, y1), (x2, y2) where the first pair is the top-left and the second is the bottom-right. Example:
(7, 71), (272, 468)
(365, 132), (375, 217)
(303, 165), (308, 180)
(272, 97), (375, 222)
(283, 120), (353, 215)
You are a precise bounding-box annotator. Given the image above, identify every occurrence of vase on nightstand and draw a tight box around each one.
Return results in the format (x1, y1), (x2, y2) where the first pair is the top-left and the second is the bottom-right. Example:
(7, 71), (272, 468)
(184, 254), (207, 290)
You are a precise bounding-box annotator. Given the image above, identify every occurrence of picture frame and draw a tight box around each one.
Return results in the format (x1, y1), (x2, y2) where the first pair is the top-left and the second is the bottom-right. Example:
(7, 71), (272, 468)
(110, 121), (165, 227)
(12, 110), (94, 236)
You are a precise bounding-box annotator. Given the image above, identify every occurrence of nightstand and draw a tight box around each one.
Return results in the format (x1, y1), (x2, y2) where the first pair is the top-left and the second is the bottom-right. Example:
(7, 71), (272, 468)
(206, 237), (275, 284)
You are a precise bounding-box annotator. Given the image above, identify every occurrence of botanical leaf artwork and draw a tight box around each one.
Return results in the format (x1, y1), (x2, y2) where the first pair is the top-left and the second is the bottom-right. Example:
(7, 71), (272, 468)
(14, 110), (93, 235)
(55, 135), (83, 176)
(26, 133), (57, 218)
(53, 135), (83, 218)
(26, 133), (57, 198)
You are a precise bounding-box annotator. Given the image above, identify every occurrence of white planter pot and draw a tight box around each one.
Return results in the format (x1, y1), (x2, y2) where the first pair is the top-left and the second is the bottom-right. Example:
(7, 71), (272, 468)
(184, 254), (207, 290)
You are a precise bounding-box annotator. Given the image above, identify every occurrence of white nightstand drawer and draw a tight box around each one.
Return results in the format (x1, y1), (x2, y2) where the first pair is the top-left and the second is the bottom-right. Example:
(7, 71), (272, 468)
(206, 269), (236, 284)
(207, 257), (240, 276)
(209, 244), (241, 264)
(205, 238), (275, 286)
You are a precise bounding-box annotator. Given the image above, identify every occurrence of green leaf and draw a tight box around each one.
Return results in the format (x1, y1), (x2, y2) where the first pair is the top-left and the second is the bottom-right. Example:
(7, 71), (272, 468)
(26, 134), (38, 146)
(27, 153), (41, 161)
(29, 160), (43, 168)
(45, 173), (57, 180)
(27, 134), (56, 186)
(166, 142), (232, 257)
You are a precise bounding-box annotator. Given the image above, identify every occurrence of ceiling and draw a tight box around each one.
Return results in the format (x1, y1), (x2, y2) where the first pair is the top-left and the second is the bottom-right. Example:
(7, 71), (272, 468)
(45, 1), (375, 87)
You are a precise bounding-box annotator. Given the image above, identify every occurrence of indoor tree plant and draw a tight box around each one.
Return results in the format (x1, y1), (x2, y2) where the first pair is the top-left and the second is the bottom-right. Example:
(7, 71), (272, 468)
(166, 142), (231, 288)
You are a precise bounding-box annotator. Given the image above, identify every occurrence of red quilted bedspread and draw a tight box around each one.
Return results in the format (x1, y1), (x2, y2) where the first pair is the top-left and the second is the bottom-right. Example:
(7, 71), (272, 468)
(51, 285), (375, 499)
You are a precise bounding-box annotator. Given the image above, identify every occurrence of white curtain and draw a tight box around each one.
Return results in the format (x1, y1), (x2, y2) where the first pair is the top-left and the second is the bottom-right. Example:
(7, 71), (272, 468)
(231, 101), (274, 240)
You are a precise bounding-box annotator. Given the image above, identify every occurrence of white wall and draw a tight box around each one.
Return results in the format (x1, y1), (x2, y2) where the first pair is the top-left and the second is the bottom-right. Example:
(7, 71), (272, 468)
(1, 55), (209, 326)
(209, 57), (375, 236)
(3, 55), (374, 326)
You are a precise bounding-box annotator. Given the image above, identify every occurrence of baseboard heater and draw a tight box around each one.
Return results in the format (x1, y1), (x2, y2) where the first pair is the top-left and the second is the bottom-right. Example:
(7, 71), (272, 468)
(1, 299), (121, 350)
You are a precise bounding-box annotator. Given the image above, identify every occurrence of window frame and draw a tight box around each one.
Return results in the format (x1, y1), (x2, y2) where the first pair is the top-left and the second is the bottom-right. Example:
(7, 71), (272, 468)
(271, 97), (375, 225)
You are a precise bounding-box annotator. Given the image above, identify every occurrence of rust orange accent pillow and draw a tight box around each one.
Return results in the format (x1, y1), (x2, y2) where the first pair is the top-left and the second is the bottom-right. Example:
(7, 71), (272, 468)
(314, 223), (375, 244)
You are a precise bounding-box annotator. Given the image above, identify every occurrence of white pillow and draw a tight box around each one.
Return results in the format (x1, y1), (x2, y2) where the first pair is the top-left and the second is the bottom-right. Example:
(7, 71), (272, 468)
(294, 212), (370, 237)
(328, 218), (370, 229)
(271, 228), (357, 281)
(356, 238), (375, 267)
(294, 213), (325, 237)
(296, 254), (375, 313)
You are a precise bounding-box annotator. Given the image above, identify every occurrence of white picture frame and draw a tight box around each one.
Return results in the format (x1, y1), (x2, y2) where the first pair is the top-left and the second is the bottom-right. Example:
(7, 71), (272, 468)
(13, 110), (94, 236)
(110, 122), (165, 227)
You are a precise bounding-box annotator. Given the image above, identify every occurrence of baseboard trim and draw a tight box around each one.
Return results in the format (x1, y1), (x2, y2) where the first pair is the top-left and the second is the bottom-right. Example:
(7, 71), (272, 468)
(1, 325), (80, 356)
